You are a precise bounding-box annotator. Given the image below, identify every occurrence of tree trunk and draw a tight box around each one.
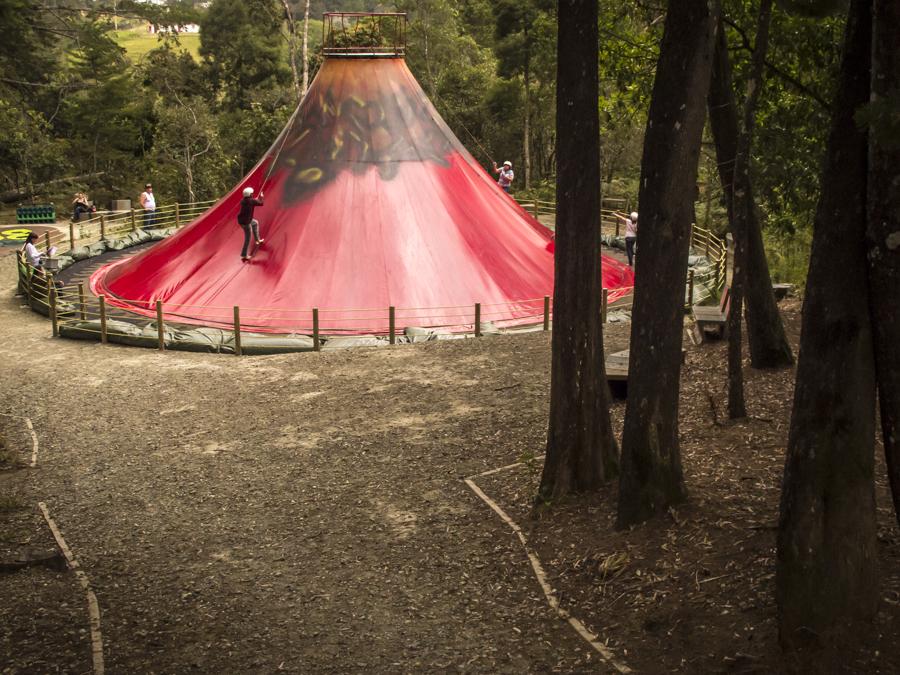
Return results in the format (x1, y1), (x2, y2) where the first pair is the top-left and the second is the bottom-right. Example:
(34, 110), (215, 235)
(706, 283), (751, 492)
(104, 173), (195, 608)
(302, 0), (310, 96)
(616, 0), (718, 527)
(868, 0), (900, 528)
(708, 17), (794, 372)
(280, 0), (301, 100)
(538, 0), (618, 501)
(727, 0), (774, 419)
(523, 25), (532, 191)
(776, 0), (878, 649)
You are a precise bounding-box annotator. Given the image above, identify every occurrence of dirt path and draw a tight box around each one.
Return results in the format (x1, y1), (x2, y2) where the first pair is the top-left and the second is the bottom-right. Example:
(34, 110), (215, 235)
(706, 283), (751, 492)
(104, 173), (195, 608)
(0, 254), (631, 673)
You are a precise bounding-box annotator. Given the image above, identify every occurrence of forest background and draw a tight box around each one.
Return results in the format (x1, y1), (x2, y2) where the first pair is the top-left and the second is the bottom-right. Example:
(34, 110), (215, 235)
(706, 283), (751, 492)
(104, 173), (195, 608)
(0, 0), (845, 284)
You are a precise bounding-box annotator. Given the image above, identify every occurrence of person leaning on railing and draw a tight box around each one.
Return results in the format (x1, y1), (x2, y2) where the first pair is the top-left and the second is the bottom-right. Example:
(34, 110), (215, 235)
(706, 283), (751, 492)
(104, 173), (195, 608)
(614, 211), (639, 267)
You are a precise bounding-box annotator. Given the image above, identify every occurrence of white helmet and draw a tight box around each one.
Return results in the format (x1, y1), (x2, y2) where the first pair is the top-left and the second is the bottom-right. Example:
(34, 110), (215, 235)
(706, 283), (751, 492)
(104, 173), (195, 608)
(503, 160), (512, 167)
(242, 187), (254, 197)
(630, 212), (638, 221)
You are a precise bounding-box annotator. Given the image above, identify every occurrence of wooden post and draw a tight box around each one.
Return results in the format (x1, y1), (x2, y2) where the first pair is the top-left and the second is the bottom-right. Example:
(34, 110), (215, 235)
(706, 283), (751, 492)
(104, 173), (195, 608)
(233, 306), (242, 356)
(705, 234), (711, 258)
(49, 276), (58, 337)
(601, 288), (609, 324)
(99, 295), (108, 344)
(69, 222), (75, 250)
(615, 218), (620, 237)
(44, 231), (51, 251)
(688, 269), (695, 308)
(543, 295), (550, 331)
(175, 203), (181, 228)
(312, 308), (320, 351)
(156, 300), (165, 351)
(474, 303), (481, 337)
(78, 282), (87, 320)
(100, 214), (106, 241)
(389, 306), (396, 345)
(130, 208), (137, 232)
(532, 201), (539, 219)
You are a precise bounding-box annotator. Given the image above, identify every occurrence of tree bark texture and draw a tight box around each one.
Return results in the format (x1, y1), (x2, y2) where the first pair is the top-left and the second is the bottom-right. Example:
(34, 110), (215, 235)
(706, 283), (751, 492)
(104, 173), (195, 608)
(776, 0), (878, 649)
(279, 0), (301, 100)
(708, 19), (794, 372)
(539, 0), (619, 501)
(868, 0), (900, 528)
(302, 0), (310, 96)
(616, 0), (718, 527)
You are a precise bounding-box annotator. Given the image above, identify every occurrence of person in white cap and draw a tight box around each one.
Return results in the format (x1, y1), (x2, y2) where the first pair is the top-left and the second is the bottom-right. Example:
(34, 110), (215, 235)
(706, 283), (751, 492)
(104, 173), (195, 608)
(492, 160), (515, 193)
(615, 211), (639, 267)
(237, 186), (265, 261)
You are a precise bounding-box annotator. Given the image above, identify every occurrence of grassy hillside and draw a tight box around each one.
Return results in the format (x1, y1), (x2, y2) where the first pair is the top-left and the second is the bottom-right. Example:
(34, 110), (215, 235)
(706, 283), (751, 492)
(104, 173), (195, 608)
(113, 27), (201, 62)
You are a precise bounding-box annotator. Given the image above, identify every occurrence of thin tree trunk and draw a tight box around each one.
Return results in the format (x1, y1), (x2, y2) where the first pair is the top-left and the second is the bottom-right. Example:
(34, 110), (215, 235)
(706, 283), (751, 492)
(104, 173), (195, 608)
(280, 0), (300, 100)
(301, 0), (310, 96)
(727, 0), (774, 419)
(616, 0), (718, 527)
(708, 18), (794, 372)
(523, 25), (532, 190)
(776, 0), (877, 649)
(539, 0), (618, 502)
(868, 0), (900, 528)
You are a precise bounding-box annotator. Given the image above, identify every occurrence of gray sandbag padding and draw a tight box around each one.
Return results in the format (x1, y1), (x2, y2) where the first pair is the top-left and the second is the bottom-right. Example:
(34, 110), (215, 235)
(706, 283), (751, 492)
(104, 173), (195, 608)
(87, 241), (108, 256)
(55, 255), (75, 271)
(109, 323), (174, 349)
(68, 246), (92, 261)
(170, 327), (234, 354)
(479, 321), (501, 335)
(321, 335), (388, 350)
(106, 238), (129, 251)
(145, 227), (177, 241)
(227, 332), (315, 355)
(59, 319), (140, 341)
(404, 326), (442, 343)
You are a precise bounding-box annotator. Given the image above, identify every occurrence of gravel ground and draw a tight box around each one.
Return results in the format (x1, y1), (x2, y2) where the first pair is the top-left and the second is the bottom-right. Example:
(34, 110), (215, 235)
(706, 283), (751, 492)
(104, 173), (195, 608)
(0, 253), (631, 673)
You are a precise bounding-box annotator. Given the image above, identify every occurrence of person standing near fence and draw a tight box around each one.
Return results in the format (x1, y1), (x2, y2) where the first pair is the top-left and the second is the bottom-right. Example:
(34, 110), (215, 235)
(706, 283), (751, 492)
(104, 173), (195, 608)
(616, 211), (638, 267)
(237, 187), (265, 261)
(492, 161), (514, 193)
(140, 183), (156, 229)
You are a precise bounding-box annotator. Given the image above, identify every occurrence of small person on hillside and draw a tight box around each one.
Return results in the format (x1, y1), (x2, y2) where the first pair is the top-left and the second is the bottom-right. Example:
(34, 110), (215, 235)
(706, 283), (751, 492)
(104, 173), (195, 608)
(72, 192), (95, 221)
(615, 211), (638, 267)
(140, 183), (157, 229)
(492, 160), (514, 193)
(238, 186), (265, 262)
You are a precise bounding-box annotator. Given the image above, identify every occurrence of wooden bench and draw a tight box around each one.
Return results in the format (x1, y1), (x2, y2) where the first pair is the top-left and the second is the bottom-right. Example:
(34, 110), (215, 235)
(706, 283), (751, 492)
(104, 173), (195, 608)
(605, 349), (630, 399)
(692, 286), (730, 341)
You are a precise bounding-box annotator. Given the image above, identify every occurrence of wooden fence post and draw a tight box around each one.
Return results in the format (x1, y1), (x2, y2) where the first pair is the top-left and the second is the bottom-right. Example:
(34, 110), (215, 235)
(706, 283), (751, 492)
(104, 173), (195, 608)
(69, 222), (75, 250)
(615, 218), (620, 237)
(78, 283), (87, 320)
(312, 308), (320, 351)
(99, 295), (108, 344)
(601, 288), (609, 324)
(175, 203), (181, 228)
(474, 303), (481, 337)
(156, 300), (165, 351)
(389, 306), (396, 345)
(233, 306), (242, 356)
(532, 201), (539, 219)
(44, 231), (51, 251)
(687, 269), (695, 308)
(100, 214), (106, 241)
(49, 276), (58, 337)
(543, 295), (550, 332)
(130, 208), (137, 232)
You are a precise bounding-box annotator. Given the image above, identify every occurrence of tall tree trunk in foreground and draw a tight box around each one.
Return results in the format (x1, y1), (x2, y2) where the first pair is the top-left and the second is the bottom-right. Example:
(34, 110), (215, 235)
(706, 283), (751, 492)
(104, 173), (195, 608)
(869, 0), (900, 528)
(539, 0), (618, 501)
(776, 0), (877, 649)
(726, 0), (774, 419)
(708, 17), (794, 373)
(616, 0), (717, 527)
(523, 23), (532, 190)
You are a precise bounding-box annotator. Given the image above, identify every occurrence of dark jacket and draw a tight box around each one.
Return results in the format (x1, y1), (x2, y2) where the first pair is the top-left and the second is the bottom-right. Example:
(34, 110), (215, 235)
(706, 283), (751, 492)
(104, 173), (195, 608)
(237, 196), (264, 225)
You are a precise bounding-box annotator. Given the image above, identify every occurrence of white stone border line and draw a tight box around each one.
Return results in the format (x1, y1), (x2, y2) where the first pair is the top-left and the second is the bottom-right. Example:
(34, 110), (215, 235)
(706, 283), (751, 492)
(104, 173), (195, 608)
(464, 464), (632, 674)
(0, 412), (39, 467)
(38, 502), (105, 675)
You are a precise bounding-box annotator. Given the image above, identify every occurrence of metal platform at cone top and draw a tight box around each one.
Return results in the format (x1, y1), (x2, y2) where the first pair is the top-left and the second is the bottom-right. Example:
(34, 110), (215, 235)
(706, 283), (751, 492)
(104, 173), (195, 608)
(323, 12), (407, 58)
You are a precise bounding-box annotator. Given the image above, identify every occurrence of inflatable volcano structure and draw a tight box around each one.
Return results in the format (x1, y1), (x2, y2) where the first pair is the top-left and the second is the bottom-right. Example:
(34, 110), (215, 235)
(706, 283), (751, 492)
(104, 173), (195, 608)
(92, 56), (633, 334)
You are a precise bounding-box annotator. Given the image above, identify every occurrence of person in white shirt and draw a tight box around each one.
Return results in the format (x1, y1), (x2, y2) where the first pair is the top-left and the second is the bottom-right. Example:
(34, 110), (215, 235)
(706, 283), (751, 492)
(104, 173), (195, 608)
(615, 211), (638, 267)
(140, 183), (157, 228)
(23, 232), (44, 267)
(492, 160), (514, 193)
